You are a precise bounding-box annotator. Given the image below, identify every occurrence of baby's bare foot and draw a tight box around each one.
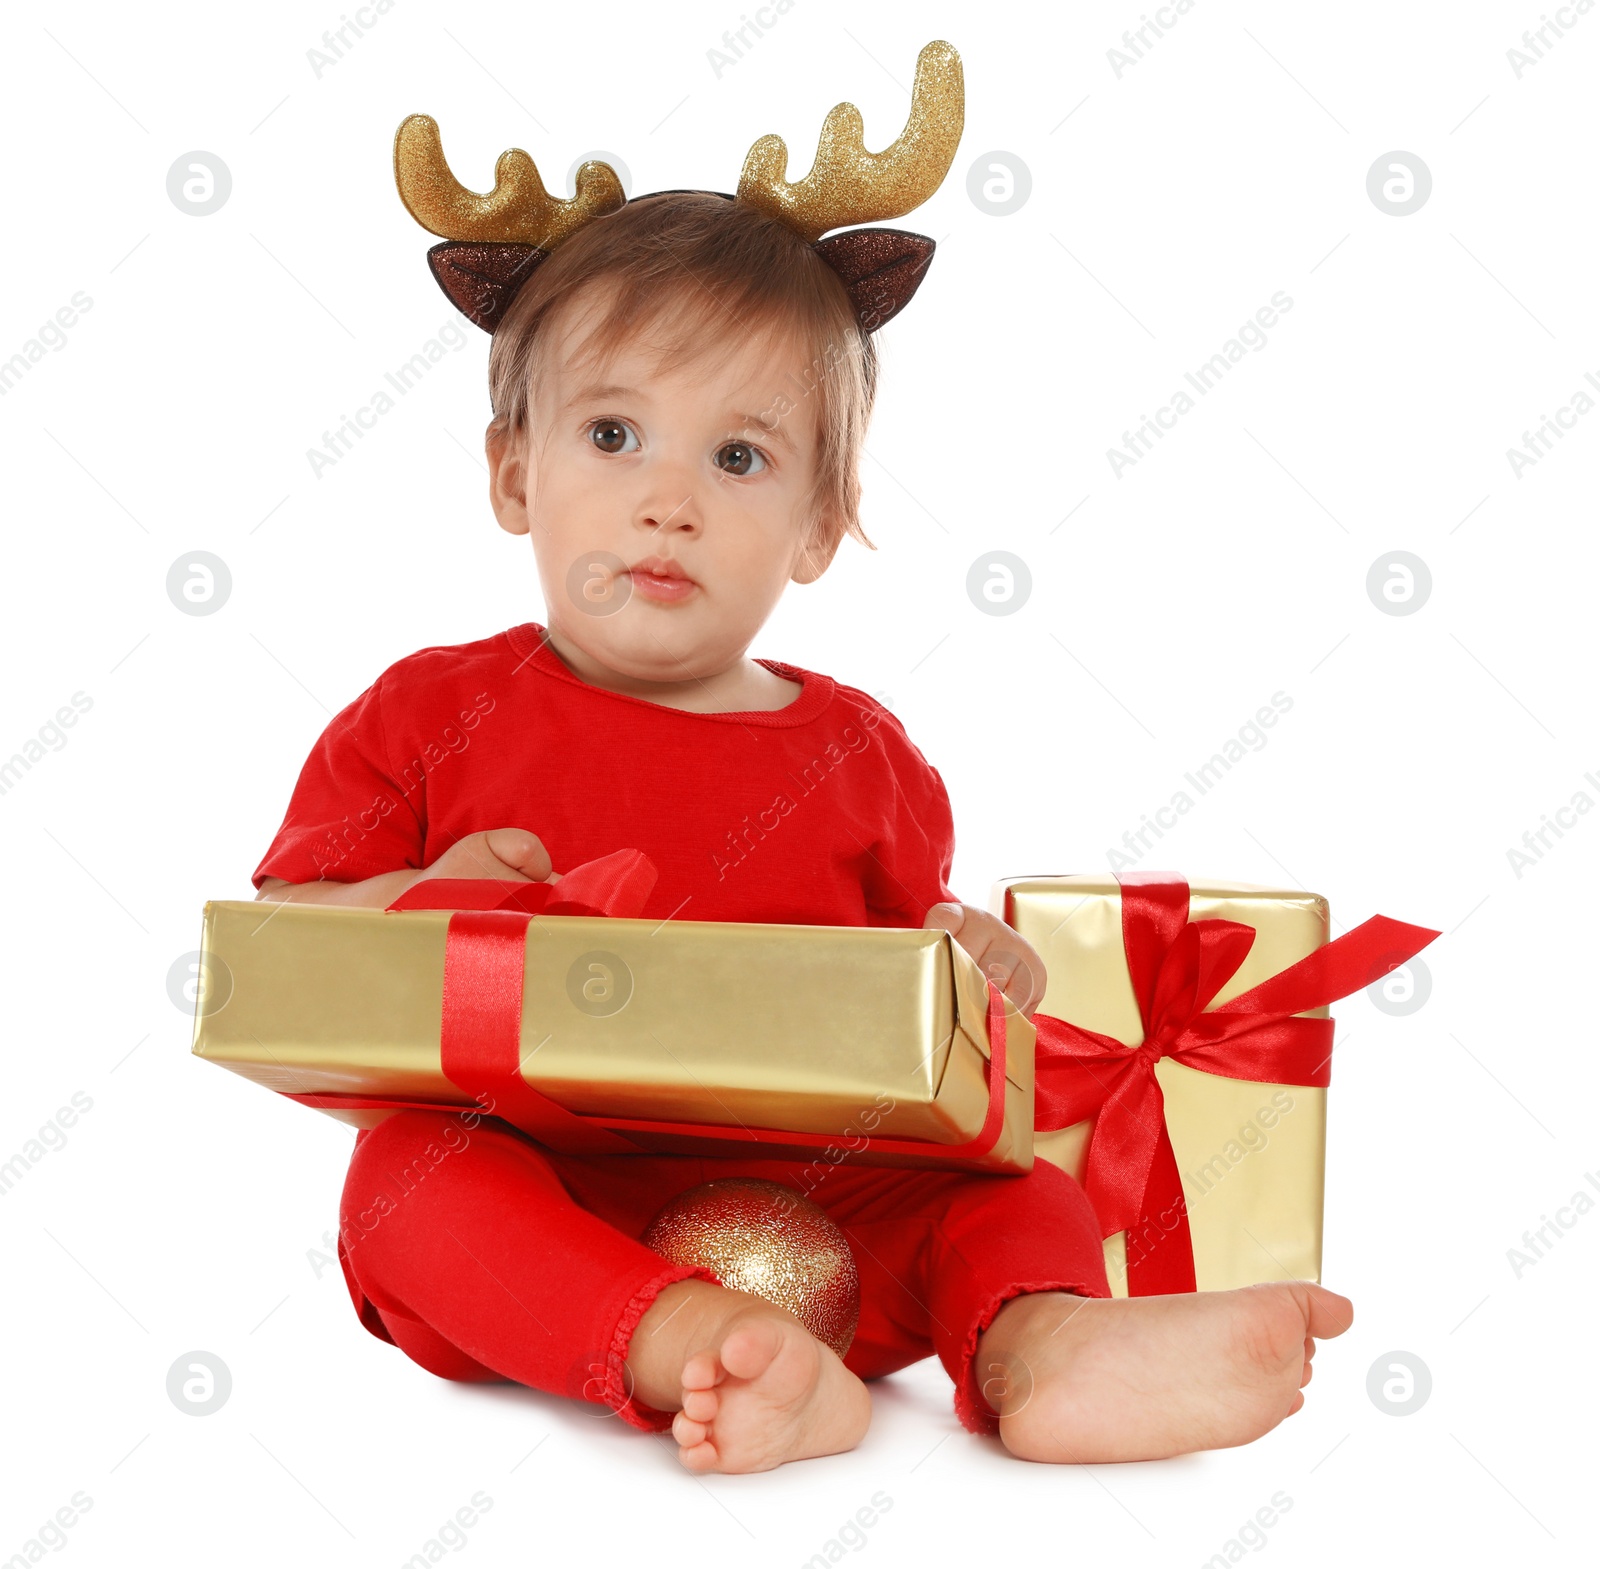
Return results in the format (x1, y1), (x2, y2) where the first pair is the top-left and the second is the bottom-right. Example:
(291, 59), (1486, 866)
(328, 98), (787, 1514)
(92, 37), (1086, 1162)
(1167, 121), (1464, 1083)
(977, 1281), (1354, 1463)
(626, 1280), (870, 1474)
(672, 1303), (871, 1473)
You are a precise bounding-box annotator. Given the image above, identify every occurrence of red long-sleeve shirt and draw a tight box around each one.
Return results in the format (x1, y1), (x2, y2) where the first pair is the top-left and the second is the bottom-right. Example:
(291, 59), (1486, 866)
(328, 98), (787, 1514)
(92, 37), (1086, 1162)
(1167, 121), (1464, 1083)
(252, 621), (958, 928)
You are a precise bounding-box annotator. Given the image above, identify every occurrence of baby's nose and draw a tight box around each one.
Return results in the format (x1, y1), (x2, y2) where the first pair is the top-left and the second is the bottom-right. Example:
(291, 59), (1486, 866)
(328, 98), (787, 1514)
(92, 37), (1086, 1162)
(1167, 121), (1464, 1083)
(643, 492), (701, 533)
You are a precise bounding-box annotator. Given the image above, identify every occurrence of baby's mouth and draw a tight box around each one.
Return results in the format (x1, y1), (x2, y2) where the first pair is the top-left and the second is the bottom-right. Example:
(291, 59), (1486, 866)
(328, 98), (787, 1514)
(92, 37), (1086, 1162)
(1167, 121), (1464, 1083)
(627, 565), (698, 604)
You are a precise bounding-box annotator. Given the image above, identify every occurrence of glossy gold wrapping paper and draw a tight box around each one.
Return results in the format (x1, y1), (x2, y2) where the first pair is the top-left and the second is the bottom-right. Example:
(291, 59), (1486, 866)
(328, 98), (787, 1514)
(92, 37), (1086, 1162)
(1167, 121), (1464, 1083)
(191, 901), (1033, 1173)
(989, 876), (1329, 1295)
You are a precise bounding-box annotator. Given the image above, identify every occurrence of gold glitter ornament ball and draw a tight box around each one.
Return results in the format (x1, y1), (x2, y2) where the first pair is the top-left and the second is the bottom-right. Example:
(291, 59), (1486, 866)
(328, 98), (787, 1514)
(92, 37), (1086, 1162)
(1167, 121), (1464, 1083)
(642, 1178), (860, 1357)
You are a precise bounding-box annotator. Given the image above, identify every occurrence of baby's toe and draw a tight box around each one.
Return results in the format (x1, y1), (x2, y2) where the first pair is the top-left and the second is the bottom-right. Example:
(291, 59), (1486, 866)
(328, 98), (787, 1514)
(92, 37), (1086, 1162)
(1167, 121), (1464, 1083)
(681, 1350), (723, 1391)
(719, 1319), (787, 1381)
(677, 1439), (720, 1473)
(681, 1387), (718, 1422)
(672, 1411), (707, 1448)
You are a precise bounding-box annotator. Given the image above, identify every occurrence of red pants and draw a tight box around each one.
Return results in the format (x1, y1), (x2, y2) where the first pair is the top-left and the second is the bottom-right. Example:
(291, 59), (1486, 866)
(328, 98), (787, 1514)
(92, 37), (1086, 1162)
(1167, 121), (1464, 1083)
(337, 1108), (1111, 1434)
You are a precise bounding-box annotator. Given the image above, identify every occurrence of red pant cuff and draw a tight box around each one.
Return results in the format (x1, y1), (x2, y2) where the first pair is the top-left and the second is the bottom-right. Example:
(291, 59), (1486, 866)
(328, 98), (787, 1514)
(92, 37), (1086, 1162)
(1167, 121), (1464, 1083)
(602, 1263), (721, 1432)
(953, 1279), (1111, 1436)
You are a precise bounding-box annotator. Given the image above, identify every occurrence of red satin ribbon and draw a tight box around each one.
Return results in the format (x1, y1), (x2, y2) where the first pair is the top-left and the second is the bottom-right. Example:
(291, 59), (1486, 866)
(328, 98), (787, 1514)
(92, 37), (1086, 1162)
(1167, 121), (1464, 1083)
(371, 847), (663, 1153)
(383, 844), (660, 918)
(1031, 870), (1441, 1295)
(289, 847), (1014, 1163)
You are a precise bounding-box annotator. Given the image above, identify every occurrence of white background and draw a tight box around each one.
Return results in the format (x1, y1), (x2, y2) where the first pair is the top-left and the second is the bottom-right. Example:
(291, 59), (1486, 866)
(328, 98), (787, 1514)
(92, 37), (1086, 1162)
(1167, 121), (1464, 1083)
(1, 1), (1592, 1564)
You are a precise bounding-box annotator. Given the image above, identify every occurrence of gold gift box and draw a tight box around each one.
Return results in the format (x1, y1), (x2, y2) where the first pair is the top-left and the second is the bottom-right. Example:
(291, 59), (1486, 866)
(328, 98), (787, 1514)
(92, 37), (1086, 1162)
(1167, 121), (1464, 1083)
(990, 875), (1329, 1295)
(191, 900), (1034, 1173)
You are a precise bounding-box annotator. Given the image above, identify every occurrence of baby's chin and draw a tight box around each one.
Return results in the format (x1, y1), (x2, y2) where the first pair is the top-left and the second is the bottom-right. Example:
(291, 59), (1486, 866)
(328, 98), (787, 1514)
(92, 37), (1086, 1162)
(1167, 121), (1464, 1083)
(554, 609), (738, 686)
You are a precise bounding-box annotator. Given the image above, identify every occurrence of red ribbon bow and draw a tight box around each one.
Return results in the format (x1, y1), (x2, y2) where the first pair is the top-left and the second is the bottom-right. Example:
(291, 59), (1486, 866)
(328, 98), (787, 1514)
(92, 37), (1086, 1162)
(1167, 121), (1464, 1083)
(1030, 871), (1440, 1295)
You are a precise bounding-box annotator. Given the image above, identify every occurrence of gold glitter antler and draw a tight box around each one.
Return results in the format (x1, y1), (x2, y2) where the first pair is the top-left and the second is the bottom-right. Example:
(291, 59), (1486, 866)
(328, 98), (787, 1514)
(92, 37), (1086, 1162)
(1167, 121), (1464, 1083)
(736, 40), (964, 245)
(393, 113), (626, 248)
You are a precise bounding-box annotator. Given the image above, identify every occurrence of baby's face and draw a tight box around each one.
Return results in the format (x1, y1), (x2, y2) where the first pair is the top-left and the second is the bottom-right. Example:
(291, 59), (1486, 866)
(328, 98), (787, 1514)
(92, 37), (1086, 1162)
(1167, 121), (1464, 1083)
(494, 289), (835, 685)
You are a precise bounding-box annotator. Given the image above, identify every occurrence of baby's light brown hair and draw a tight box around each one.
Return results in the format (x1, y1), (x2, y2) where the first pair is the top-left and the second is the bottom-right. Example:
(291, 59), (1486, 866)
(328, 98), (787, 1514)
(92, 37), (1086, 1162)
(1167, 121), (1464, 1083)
(486, 191), (879, 553)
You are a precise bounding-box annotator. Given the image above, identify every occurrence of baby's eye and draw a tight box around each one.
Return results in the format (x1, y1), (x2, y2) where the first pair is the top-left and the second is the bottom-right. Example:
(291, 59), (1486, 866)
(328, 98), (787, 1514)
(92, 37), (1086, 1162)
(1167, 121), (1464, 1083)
(714, 441), (767, 477)
(588, 419), (639, 455)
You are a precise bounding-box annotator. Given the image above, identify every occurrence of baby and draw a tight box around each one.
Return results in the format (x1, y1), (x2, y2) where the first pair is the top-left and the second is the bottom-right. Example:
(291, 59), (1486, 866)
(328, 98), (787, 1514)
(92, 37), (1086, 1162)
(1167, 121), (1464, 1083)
(254, 157), (1351, 1475)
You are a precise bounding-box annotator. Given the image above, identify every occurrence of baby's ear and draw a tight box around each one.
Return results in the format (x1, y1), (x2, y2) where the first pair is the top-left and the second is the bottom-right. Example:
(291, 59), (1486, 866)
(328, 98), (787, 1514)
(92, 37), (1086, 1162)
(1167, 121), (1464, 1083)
(791, 510), (845, 584)
(486, 419), (532, 537)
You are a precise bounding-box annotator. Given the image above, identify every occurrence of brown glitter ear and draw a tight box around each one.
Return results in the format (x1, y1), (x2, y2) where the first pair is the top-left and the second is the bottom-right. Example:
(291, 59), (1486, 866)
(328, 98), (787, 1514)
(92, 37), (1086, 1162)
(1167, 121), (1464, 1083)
(425, 241), (548, 332)
(812, 228), (937, 333)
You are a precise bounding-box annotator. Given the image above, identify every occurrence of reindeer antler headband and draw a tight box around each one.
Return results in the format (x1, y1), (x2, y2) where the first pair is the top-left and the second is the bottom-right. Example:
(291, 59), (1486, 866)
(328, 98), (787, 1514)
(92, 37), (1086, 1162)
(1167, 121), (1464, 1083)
(393, 39), (964, 335)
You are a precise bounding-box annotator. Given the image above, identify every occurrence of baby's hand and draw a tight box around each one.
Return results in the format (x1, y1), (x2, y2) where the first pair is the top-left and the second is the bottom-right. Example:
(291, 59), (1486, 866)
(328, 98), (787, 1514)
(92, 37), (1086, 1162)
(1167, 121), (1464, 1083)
(412, 827), (562, 888)
(255, 827), (561, 909)
(922, 903), (1047, 1019)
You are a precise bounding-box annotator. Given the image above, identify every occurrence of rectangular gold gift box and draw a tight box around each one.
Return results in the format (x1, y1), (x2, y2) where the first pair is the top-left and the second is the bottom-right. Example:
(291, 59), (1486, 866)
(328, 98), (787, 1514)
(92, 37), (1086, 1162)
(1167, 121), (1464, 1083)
(990, 875), (1330, 1296)
(191, 900), (1034, 1173)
